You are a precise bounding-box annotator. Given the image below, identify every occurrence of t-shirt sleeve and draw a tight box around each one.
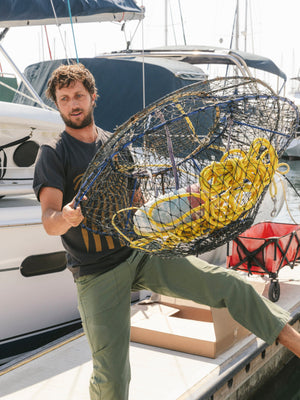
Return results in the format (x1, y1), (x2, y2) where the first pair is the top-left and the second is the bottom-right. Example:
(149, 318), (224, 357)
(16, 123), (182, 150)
(33, 145), (65, 201)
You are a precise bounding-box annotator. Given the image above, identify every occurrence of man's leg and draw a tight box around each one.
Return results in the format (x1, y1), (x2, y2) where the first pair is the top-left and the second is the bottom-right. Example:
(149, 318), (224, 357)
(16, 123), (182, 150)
(131, 253), (291, 346)
(76, 253), (138, 400)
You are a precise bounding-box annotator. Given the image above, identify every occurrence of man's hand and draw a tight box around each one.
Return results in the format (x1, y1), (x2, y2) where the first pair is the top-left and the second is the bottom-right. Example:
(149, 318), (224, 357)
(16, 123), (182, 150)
(62, 198), (85, 227)
(132, 187), (144, 207)
(39, 187), (85, 235)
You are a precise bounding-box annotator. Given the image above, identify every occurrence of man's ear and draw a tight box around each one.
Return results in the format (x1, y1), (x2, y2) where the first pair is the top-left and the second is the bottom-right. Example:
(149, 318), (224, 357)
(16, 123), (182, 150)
(92, 93), (97, 105)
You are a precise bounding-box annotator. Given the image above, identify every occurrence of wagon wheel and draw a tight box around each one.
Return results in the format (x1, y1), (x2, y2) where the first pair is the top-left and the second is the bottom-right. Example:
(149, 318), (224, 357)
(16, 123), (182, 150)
(268, 280), (280, 302)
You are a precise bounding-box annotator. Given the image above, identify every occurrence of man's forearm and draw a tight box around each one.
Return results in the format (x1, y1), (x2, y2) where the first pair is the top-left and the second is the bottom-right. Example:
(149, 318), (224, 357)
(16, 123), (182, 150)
(42, 208), (72, 236)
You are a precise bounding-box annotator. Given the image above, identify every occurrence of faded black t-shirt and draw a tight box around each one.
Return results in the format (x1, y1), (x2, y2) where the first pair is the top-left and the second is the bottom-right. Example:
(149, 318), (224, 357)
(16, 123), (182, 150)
(33, 129), (133, 279)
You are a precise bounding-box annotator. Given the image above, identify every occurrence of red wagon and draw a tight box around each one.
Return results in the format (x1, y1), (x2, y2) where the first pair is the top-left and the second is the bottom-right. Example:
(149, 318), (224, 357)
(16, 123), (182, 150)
(227, 222), (300, 302)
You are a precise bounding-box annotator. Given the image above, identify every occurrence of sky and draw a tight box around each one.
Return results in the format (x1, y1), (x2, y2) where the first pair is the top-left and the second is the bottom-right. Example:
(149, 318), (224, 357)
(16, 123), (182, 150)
(1, 0), (300, 94)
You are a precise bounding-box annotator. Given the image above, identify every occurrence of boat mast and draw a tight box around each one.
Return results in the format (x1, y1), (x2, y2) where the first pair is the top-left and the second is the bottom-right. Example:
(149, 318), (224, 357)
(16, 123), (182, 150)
(244, 0), (248, 51)
(165, 0), (168, 46)
(235, 0), (239, 50)
(234, 0), (250, 52)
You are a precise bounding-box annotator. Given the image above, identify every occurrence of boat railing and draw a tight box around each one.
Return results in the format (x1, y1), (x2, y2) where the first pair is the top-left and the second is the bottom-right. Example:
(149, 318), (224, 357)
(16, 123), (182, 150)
(0, 73), (17, 102)
(0, 43), (55, 110)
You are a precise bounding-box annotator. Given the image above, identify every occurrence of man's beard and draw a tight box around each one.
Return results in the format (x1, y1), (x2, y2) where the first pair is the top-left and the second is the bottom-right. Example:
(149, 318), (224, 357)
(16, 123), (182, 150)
(60, 107), (94, 129)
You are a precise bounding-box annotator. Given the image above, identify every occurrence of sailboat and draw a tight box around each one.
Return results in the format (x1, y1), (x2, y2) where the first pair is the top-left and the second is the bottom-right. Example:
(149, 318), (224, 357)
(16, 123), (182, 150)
(0, 0), (144, 364)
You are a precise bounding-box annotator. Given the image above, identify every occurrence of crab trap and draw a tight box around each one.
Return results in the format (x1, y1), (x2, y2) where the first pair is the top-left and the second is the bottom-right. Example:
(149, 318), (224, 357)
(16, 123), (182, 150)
(76, 76), (299, 258)
(227, 222), (300, 302)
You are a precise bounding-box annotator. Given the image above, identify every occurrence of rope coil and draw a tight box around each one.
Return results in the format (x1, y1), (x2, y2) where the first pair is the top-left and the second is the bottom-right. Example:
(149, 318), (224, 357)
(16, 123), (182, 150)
(113, 137), (283, 253)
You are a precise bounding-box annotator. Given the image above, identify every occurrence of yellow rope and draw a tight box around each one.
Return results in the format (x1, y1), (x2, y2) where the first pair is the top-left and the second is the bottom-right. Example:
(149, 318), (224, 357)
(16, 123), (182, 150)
(112, 138), (283, 253)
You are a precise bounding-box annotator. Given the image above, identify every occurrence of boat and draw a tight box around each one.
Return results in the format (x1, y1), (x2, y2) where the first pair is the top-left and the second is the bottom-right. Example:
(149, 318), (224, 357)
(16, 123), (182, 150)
(284, 136), (300, 159)
(0, 101), (63, 196)
(283, 76), (300, 159)
(0, 0), (294, 365)
(15, 45), (288, 130)
(0, 0), (144, 364)
(96, 44), (288, 93)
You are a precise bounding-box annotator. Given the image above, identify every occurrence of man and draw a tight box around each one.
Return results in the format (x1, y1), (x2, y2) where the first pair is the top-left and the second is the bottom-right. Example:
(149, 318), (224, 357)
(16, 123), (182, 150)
(33, 63), (300, 400)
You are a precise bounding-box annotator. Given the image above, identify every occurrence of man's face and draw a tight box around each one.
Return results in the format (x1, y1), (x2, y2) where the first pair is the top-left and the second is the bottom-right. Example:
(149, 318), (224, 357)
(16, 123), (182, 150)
(55, 81), (96, 129)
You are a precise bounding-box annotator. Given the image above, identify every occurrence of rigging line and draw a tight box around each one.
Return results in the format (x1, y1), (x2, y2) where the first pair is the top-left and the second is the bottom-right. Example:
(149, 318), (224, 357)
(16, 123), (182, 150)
(168, 2), (177, 45)
(44, 26), (53, 60)
(178, 0), (187, 45)
(141, 0), (145, 109)
(0, 80), (56, 110)
(49, 0), (69, 62)
(230, 3), (237, 50)
(284, 174), (300, 199)
(66, 0), (79, 63)
(249, 0), (255, 54)
(128, 19), (142, 48)
(226, 3), (237, 78)
(0, 27), (9, 43)
(244, 0), (248, 52)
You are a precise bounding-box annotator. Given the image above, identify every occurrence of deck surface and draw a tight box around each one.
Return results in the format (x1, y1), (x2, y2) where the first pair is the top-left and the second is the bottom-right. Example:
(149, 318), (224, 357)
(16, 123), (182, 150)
(0, 264), (299, 400)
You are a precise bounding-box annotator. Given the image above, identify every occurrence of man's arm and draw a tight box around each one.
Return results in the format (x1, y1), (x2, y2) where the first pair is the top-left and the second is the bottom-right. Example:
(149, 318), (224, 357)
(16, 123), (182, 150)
(39, 187), (84, 236)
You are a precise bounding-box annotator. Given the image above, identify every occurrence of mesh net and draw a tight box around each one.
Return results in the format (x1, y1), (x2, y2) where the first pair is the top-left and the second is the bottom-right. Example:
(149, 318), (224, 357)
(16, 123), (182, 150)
(76, 77), (299, 257)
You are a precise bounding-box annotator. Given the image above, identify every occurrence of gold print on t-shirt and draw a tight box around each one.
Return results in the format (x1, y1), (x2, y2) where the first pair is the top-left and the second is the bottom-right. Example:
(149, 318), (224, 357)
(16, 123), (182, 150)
(74, 173), (84, 192)
(74, 174), (117, 253)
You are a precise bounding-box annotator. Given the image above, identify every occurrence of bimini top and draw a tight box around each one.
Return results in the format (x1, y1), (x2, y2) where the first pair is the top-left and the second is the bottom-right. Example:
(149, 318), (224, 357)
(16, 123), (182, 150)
(106, 45), (287, 82)
(14, 56), (207, 132)
(0, 0), (143, 27)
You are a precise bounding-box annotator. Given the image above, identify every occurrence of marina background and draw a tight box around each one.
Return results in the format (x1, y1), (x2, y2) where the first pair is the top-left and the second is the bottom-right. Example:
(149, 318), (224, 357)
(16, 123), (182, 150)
(1, 0), (300, 95)
(0, 1), (300, 398)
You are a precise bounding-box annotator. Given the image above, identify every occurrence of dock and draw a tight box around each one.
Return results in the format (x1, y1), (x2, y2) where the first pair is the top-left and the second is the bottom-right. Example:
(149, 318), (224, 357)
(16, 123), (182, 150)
(0, 264), (299, 400)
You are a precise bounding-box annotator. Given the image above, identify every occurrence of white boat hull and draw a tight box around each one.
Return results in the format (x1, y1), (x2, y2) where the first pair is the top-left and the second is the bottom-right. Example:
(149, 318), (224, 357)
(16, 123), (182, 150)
(0, 196), (80, 363)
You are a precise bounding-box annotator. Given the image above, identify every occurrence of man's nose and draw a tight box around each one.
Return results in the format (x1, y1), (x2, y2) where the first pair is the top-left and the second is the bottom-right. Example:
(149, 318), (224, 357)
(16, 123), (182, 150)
(71, 98), (80, 108)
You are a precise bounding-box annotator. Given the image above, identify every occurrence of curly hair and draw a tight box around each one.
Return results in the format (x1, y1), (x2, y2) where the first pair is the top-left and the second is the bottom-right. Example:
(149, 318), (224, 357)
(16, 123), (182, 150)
(46, 63), (98, 103)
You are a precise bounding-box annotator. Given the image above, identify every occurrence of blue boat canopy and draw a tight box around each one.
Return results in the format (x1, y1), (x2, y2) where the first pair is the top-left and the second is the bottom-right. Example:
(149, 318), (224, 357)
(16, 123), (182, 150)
(119, 46), (287, 82)
(0, 0), (143, 27)
(14, 57), (207, 131)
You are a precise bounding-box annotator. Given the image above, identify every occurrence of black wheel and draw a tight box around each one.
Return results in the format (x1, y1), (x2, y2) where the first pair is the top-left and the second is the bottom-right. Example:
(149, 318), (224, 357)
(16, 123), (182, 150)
(268, 280), (280, 302)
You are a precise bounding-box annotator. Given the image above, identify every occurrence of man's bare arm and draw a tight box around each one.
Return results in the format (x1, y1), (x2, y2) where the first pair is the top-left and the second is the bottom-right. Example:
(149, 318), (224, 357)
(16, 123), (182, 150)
(39, 187), (84, 236)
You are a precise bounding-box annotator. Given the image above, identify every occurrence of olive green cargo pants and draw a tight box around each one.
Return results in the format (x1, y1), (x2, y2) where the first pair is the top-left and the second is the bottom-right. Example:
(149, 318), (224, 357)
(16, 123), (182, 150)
(76, 250), (290, 400)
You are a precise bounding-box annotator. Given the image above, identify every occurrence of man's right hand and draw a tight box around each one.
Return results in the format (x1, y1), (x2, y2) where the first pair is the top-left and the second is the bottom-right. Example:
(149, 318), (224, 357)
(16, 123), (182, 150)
(62, 198), (85, 227)
(39, 187), (85, 236)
